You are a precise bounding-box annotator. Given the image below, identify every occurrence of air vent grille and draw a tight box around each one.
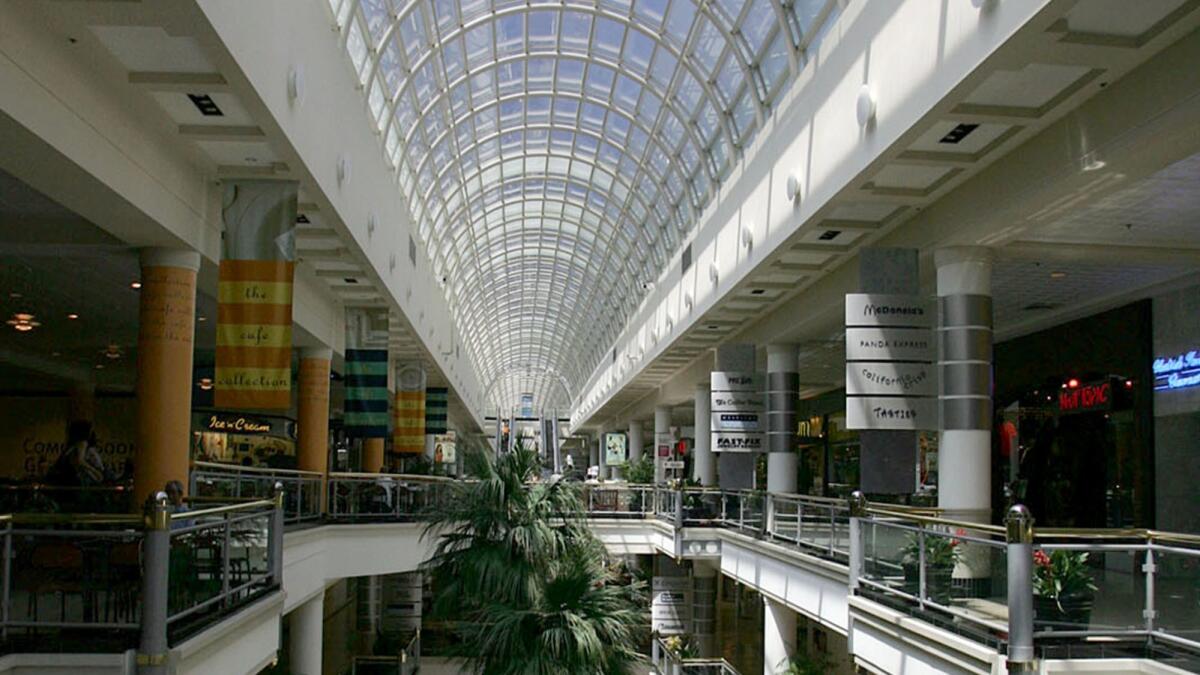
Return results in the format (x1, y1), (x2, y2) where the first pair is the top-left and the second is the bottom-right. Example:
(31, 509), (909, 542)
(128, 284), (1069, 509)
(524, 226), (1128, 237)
(681, 244), (692, 274)
(818, 230), (841, 241)
(187, 94), (223, 117)
(939, 123), (979, 144)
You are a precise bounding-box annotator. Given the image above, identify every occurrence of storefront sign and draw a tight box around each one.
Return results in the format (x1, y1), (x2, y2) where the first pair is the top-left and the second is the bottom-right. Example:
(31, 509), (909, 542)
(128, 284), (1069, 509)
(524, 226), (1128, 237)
(712, 412), (763, 432)
(1153, 349), (1200, 391)
(710, 372), (765, 392)
(604, 432), (627, 464)
(845, 362), (935, 397)
(712, 432), (765, 452)
(845, 327), (935, 362)
(434, 431), (456, 464)
(206, 414), (273, 434)
(1058, 381), (1112, 414)
(651, 577), (692, 635)
(663, 459), (685, 470)
(846, 396), (936, 431)
(710, 392), (765, 411)
(845, 294), (932, 328)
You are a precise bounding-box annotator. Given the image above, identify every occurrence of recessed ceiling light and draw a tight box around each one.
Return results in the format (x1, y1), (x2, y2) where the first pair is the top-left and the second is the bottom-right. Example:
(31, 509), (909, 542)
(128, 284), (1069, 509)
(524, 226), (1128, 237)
(8, 293), (21, 299)
(102, 343), (123, 360)
(51, 351), (61, 357)
(130, 281), (142, 290)
(67, 313), (79, 320)
(6, 313), (39, 332)
(1050, 271), (1066, 279)
(95, 364), (105, 370)
(197, 316), (207, 322)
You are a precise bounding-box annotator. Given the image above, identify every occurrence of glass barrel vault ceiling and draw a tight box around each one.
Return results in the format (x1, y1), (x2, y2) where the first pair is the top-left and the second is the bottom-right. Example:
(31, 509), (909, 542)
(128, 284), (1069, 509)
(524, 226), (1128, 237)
(326, 0), (842, 412)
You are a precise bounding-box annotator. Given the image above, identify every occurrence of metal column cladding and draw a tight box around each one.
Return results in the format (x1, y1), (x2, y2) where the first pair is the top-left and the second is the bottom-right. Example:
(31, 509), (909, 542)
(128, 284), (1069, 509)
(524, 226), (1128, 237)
(766, 371), (799, 454)
(938, 294), (993, 430)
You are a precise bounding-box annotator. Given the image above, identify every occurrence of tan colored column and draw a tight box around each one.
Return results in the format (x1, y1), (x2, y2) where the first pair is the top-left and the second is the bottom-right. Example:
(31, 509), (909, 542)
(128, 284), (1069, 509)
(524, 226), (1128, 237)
(134, 248), (201, 506)
(362, 437), (385, 473)
(298, 348), (332, 509)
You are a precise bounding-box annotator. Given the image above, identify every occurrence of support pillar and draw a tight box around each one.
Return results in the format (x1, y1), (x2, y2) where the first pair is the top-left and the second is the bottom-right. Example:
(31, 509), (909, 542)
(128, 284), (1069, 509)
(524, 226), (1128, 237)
(936, 246), (994, 586)
(766, 344), (799, 494)
(628, 420), (644, 464)
(654, 405), (672, 484)
(763, 598), (797, 675)
(589, 435), (599, 471)
(715, 344), (756, 490)
(598, 425), (610, 481)
(298, 348), (331, 508)
(134, 248), (200, 505)
(289, 593), (324, 675)
(693, 384), (715, 486)
(362, 437), (385, 473)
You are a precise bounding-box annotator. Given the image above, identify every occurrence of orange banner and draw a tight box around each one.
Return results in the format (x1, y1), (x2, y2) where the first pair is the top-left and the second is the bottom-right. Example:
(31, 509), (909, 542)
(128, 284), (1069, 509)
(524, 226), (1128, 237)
(215, 260), (295, 409)
(393, 390), (426, 454)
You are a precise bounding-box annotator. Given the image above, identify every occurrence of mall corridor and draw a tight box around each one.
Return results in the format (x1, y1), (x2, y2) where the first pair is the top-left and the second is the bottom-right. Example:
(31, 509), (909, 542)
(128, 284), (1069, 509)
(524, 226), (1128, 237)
(0, 0), (1199, 673)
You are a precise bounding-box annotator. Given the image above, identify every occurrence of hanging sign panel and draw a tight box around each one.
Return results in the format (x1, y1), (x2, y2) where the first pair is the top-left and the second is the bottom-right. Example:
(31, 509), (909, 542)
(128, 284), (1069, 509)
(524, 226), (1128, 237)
(845, 362), (935, 397)
(712, 432), (765, 452)
(845, 327), (935, 362)
(845, 294), (933, 328)
(847, 396), (937, 431)
(651, 577), (692, 635)
(710, 392), (765, 412)
(604, 432), (627, 464)
(712, 412), (763, 432)
(434, 431), (456, 464)
(710, 372), (765, 392)
(215, 180), (297, 410)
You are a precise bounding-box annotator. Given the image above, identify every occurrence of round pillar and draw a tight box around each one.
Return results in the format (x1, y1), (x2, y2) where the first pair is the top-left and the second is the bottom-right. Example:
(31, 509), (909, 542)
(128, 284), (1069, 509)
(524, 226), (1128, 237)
(598, 426), (610, 480)
(763, 598), (797, 675)
(134, 248), (200, 505)
(654, 404), (672, 484)
(693, 384), (716, 486)
(766, 344), (799, 494)
(936, 246), (994, 590)
(628, 420), (644, 464)
(361, 437), (385, 473)
(297, 347), (332, 476)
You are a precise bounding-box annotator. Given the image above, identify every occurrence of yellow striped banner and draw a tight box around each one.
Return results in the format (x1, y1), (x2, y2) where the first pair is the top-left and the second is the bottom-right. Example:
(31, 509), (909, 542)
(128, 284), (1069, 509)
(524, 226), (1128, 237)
(215, 260), (294, 409)
(393, 390), (425, 454)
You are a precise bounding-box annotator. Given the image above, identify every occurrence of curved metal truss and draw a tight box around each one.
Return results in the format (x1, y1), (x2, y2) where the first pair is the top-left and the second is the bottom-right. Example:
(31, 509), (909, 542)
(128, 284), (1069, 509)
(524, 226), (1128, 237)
(326, 0), (843, 411)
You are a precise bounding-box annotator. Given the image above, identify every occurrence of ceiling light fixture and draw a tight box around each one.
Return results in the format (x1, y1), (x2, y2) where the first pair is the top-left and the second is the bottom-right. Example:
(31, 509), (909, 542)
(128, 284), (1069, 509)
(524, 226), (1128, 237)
(1049, 271), (1066, 279)
(67, 313), (79, 320)
(7, 313), (39, 332)
(103, 343), (123, 360)
(197, 316), (207, 322)
(130, 281), (142, 290)
(198, 377), (214, 391)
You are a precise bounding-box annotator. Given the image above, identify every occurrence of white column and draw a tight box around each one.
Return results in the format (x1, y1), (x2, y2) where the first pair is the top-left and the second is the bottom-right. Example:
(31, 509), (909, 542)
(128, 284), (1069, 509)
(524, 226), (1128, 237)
(763, 598), (797, 675)
(654, 404), (672, 484)
(693, 384), (716, 486)
(598, 425), (610, 480)
(766, 344), (799, 494)
(589, 435), (599, 470)
(628, 420), (644, 464)
(289, 593), (323, 675)
(936, 246), (994, 588)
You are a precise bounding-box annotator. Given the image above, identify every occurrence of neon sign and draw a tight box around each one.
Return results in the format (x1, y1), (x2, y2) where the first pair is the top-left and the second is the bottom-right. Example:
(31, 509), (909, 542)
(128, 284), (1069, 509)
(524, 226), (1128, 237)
(1058, 381), (1111, 414)
(1153, 350), (1200, 391)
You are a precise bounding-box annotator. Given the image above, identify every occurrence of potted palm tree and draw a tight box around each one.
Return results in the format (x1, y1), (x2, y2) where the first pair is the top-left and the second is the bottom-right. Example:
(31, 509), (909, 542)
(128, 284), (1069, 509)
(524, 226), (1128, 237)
(422, 441), (646, 674)
(901, 531), (961, 604)
(1032, 549), (1097, 627)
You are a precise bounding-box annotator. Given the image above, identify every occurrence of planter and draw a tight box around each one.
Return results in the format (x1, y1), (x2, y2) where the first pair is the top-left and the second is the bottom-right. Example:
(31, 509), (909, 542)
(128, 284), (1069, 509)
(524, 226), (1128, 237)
(902, 562), (954, 604)
(1034, 592), (1094, 628)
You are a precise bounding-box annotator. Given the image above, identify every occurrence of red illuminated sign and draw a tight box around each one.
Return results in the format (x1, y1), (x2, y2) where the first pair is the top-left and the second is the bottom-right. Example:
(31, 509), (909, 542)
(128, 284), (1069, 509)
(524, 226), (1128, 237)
(1058, 380), (1111, 415)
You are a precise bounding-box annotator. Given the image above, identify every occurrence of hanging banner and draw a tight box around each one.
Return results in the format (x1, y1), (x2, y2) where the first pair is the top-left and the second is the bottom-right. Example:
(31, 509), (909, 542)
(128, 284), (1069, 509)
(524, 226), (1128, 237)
(215, 180), (298, 409)
(344, 308), (389, 438)
(426, 387), (448, 435)
(604, 432), (627, 465)
(844, 293), (935, 430)
(393, 364), (426, 454)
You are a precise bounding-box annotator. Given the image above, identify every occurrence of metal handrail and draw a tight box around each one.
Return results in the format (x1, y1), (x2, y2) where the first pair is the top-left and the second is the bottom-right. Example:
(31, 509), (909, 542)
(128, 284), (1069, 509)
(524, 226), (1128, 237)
(191, 460), (322, 478)
(864, 506), (1007, 535)
(172, 498), (275, 520)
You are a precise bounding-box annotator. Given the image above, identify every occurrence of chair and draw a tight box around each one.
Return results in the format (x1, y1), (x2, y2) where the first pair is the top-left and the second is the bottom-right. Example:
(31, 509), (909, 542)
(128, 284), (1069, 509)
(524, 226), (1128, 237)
(25, 542), (85, 623)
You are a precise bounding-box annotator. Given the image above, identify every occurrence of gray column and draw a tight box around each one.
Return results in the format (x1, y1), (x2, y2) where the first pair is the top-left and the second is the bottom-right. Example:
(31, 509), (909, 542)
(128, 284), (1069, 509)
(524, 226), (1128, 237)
(628, 420), (644, 464)
(691, 560), (718, 657)
(589, 434), (600, 471)
(598, 425), (612, 481)
(654, 405), (672, 484)
(766, 344), (799, 494)
(693, 383), (716, 486)
(289, 593), (324, 675)
(715, 344), (756, 490)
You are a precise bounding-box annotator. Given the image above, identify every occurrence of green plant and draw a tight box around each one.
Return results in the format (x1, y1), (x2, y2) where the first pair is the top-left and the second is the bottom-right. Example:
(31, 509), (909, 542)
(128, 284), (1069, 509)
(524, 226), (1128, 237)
(662, 635), (697, 659)
(1033, 549), (1097, 609)
(777, 645), (831, 675)
(422, 439), (645, 674)
(623, 453), (655, 484)
(901, 530), (962, 568)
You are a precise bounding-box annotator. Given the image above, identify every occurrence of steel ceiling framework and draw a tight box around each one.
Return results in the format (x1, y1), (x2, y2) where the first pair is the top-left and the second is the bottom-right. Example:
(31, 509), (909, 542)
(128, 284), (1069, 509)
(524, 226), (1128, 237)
(326, 0), (841, 411)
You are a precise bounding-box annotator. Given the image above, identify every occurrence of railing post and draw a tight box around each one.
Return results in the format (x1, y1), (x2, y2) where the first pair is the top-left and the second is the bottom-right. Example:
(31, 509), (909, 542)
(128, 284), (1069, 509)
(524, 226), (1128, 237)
(1, 521), (11, 641)
(761, 493), (771, 538)
(1005, 504), (1036, 673)
(270, 482), (285, 586)
(847, 491), (867, 592)
(674, 488), (684, 529)
(138, 492), (171, 675)
(917, 525), (927, 609)
(1143, 546), (1157, 636)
